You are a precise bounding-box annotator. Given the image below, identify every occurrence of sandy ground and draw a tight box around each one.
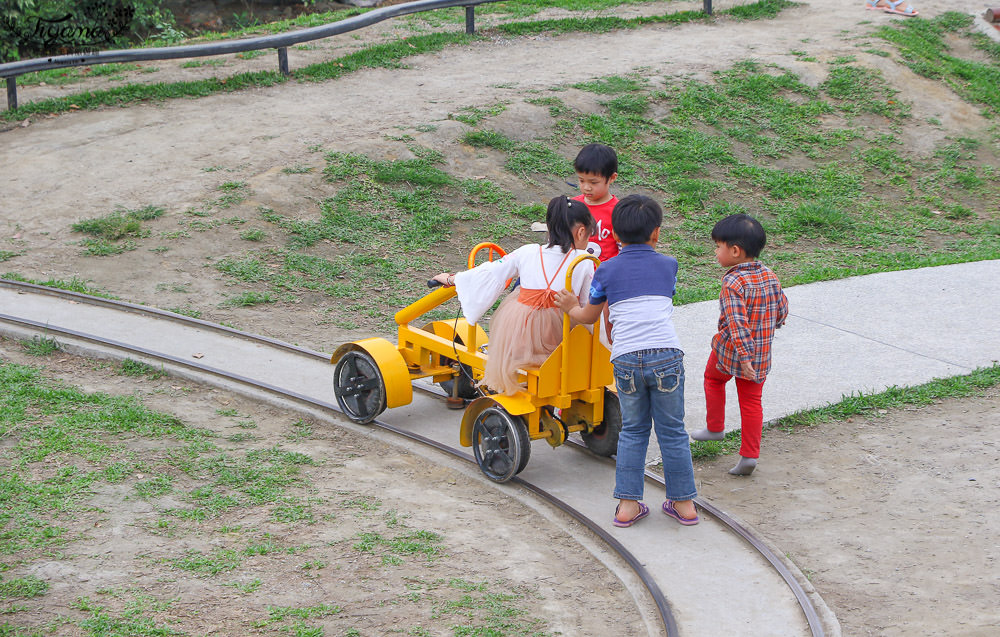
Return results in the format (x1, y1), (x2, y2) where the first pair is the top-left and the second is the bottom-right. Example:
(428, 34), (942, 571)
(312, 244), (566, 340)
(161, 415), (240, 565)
(2, 0), (1000, 634)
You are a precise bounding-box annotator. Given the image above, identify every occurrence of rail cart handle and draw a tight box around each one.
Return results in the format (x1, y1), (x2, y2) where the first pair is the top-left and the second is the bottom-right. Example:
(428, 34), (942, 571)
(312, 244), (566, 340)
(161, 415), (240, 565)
(561, 254), (601, 396)
(427, 243), (507, 288)
(563, 254), (600, 293)
(467, 242), (513, 289)
(562, 253), (601, 330)
(467, 242), (506, 269)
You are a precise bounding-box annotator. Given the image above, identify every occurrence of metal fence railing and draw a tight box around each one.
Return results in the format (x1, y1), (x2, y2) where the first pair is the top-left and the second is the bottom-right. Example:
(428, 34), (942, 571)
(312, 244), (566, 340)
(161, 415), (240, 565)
(0, 0), (713, 112)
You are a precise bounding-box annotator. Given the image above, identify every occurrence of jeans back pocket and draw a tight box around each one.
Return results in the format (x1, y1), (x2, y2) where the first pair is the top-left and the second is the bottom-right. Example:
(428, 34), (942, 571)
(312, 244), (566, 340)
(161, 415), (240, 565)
(653, 365), (682, 393)
(614, 367), (637, 394)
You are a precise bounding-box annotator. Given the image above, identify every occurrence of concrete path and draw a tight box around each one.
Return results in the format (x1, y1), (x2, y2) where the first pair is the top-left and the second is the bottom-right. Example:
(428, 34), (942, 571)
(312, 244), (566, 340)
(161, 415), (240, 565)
(3, 259), (999, 636)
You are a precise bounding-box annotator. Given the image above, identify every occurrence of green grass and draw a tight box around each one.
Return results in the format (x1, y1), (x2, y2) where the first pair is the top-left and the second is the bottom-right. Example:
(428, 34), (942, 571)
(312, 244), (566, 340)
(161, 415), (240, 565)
(72, 206), (165, 241)
(450, 101), (509, 126)
(222, 291), (276, 307)
(118, 359), (166, 379)
(20, 335), (60, 357)
(689, 430), (743, 459)
(0, 273), (116, 299)
(874, 13), (1000, 116)
(0, 576), (48, 600)
(13, 63), (143, 87)
(777, 364), (1000, 429)
(2, 71), (287, 120)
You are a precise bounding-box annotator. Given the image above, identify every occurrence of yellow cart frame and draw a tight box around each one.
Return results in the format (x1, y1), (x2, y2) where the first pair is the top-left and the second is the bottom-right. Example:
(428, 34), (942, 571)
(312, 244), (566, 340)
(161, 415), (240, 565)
(331, 243), (620, 482)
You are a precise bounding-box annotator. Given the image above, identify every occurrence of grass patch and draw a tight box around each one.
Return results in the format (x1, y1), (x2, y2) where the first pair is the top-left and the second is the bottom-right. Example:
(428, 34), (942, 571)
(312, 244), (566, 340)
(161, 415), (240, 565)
(0, 361), (210, 555)
(72, 206), (165, 241)
(14, 63), (142, 87)
(874, 13), (1000, 116)
(3, 71), (287, 120)
(0, 576), (48, 600)
(450, 101), (509, 126)
(118, 358), (166, 379)
(776, 364), (1000, 429)
(689, 430), (743, 459)
(353, 529), (443, 563)
(222, 291), (276, 307)
(20, 335), (60, 357)
(0, 274), (115, 299)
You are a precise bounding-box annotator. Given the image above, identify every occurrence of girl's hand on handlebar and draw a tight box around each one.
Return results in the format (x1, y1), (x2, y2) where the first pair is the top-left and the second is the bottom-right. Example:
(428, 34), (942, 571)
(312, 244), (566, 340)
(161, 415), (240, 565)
(430, 272), (455, 287)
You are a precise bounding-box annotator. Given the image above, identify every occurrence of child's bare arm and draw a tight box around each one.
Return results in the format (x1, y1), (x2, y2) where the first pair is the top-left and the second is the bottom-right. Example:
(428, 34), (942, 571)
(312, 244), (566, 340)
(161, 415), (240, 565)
(555, 289), (604, 324)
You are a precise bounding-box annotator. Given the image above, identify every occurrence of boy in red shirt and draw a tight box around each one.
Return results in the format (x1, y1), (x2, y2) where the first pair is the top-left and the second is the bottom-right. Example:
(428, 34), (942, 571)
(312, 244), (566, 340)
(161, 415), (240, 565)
(572, 143), (619, 262)
(690, 214), (788, 476)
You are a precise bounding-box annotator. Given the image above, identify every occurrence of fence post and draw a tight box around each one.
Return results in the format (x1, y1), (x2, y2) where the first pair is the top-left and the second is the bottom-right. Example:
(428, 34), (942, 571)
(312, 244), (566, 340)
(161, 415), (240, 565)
(704, 0), (712, 15)
(5, 76), (16, 111)
(277, 47), (290, 76)
(465, 6), (475, 34)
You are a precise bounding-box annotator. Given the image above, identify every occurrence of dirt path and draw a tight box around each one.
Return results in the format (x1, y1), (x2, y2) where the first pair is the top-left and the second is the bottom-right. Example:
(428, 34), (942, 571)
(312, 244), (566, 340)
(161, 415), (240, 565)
(697, 388), (1000, 636)
(2, 0), (999, 634)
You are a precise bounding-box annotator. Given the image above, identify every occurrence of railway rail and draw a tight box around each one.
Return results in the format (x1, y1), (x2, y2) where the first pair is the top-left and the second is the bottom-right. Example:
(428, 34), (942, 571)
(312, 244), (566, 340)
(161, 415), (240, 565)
(0, 277), (825, 637)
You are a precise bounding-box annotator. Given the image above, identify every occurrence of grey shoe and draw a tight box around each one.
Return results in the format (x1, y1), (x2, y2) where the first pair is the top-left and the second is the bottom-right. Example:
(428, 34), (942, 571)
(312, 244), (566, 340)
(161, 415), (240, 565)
(689, 428), (726, 442)
(728, 456), (757, 476)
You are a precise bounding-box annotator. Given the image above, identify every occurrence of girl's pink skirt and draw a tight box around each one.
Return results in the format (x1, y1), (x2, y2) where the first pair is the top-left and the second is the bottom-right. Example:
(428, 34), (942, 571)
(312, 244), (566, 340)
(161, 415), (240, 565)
(481, 293), (563, 396)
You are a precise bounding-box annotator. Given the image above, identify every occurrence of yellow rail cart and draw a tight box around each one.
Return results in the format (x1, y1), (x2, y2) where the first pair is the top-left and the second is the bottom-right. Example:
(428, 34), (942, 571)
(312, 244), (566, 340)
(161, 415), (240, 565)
(331, 243), (621, 482)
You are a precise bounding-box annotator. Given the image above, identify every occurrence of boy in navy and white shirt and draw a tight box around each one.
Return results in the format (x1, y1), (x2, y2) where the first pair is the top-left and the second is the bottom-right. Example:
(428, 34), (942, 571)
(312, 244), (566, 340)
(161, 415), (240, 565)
(557, 195), (698, 529)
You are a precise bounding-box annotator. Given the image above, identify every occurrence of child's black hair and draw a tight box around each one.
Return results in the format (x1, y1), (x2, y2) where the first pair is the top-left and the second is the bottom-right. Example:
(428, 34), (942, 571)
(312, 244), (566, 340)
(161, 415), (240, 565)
(547, 196), (597, 253)
(573, 143), (618, 180)
(611, 194), (662, 244)
(711, 214), (766, 258)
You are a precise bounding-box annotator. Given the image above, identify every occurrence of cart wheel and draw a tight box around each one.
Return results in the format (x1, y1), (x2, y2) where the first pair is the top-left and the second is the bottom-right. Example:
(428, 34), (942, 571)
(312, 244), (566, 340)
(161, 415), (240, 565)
(472, 406), (531, 482)
(582, 388), (622, 457)
(333, 350), (387, 424)
(439, 361), (478, 400)
(437, 336), (479, 400)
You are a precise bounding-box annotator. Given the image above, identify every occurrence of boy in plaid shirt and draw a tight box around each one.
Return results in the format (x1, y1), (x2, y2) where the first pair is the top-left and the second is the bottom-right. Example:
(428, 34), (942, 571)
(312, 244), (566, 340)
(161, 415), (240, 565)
(690, 214), (788, 476)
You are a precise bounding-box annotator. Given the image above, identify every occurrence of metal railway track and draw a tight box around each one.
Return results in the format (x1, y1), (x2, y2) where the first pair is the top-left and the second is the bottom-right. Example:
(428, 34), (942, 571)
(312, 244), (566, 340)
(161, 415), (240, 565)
(0, 278), (824, 637)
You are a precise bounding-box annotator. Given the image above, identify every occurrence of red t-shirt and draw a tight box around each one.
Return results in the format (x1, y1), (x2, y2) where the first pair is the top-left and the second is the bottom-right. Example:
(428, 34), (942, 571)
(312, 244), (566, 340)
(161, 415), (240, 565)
(573, 194), (619, 261)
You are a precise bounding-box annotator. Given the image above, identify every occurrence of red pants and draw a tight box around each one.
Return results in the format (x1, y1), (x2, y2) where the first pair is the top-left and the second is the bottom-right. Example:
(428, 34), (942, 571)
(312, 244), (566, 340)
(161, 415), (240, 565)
(703, 350), (764, 459)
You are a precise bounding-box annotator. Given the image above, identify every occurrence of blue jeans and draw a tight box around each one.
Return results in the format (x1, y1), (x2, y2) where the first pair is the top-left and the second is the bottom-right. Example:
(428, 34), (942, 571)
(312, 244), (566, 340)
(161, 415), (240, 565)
(612, 348), (697, 502)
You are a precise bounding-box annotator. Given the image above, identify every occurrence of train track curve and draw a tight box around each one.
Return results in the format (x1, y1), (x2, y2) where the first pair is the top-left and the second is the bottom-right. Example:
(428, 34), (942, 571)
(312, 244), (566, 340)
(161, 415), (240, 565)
(0, 278), (829, 637)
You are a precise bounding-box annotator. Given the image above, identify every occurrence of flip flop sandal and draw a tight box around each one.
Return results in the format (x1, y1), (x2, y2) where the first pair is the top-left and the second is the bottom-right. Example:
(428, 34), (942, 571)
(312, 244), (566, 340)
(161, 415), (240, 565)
(662, 500), (700, 526)
(612, 502), (649, 528)
(883, 0), (918, 16)
(864, 0), (884, 9)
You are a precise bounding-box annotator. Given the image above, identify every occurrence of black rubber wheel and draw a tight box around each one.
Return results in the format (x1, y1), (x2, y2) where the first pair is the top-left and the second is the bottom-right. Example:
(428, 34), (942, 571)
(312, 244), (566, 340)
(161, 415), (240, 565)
(436, 334), (479, 400)
(438, 361), (478, 400)
(333, 350), (387, 424)
(582, 388), (622, 457)
(472, 406), (531, 482)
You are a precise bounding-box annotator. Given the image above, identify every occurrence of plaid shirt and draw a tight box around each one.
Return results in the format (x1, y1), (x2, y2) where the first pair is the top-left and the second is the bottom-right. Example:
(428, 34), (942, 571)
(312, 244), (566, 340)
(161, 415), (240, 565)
(712, 261), (788, 382)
